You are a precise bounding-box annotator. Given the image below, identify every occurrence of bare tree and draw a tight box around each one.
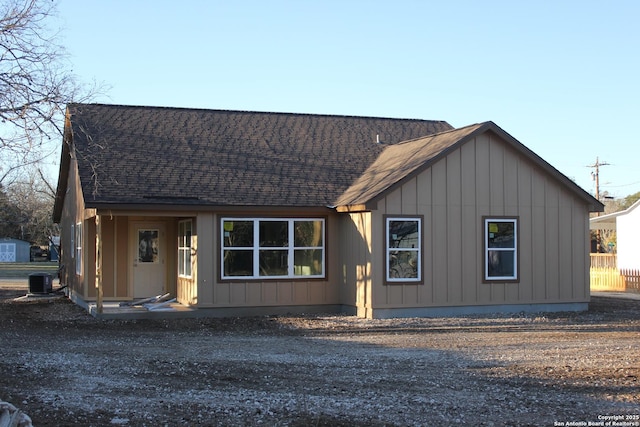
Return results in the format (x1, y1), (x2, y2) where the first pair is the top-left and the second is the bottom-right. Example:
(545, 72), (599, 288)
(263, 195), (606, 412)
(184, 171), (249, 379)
(0, 0), (97, 184)
(4, 170), (58, 244)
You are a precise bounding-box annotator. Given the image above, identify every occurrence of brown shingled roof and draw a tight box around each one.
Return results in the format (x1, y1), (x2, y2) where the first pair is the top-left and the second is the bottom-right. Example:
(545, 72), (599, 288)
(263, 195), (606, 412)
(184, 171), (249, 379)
(333, 123), (485, 208)
(334, 121), (603, 212)
(59, 104), (453, 210)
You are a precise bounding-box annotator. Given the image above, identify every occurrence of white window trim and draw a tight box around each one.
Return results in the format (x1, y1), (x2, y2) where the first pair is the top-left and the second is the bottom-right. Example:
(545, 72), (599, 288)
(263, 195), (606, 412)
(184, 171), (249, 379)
(75, 222), (82, 275)
(484, 217), (518, 281)
(178, 219), (193, 278)
(70, 224), (75, 259)
(221, 217), (325, 280)
(385, 216), (422, 283)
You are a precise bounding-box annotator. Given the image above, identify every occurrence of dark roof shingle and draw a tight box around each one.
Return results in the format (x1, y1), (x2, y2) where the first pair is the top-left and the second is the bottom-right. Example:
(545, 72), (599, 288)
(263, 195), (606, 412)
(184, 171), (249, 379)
(65, 104), (453, 208)
(334, 123), (485, 207)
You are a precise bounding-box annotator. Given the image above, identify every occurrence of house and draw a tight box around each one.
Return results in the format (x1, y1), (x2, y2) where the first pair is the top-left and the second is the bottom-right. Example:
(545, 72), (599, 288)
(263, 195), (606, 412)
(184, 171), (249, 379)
(0, 238), (30, 263)
(53, 104), (603, 319)
(590, 199), (640, 270)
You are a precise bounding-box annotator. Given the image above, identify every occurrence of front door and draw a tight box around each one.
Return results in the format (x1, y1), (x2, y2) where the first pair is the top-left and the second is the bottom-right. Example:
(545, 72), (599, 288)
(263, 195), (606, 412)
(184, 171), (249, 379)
(130, 222), (166, 298)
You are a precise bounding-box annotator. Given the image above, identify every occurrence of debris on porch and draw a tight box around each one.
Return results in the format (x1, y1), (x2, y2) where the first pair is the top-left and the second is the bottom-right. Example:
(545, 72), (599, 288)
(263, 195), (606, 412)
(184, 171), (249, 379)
(116, 293), (180, 312)
(144, 298), (177, 311)
(85, 294), (196, 320)
(119, 293), (171, 307)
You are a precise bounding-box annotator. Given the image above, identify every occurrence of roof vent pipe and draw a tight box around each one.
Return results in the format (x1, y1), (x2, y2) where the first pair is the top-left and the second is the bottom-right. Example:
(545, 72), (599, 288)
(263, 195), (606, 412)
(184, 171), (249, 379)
(376, 134), (380, 143)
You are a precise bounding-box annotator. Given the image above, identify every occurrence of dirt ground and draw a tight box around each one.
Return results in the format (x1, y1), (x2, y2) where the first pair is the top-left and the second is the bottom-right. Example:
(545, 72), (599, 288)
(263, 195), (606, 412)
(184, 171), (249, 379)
(0, 282), (639, 427)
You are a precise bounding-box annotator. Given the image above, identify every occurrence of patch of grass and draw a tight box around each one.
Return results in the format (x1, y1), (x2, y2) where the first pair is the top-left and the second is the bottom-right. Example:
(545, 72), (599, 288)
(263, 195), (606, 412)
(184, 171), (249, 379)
(0, 262), (59, 278)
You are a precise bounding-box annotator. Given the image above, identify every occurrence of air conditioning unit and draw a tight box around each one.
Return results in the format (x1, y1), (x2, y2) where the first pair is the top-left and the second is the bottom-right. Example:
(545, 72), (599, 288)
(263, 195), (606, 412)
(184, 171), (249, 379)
(28, 273), (53, 294)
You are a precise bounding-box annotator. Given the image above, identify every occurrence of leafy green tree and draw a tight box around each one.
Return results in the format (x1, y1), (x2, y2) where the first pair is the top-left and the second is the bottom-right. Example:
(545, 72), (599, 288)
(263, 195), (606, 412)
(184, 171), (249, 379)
(620, 191), (640, 210)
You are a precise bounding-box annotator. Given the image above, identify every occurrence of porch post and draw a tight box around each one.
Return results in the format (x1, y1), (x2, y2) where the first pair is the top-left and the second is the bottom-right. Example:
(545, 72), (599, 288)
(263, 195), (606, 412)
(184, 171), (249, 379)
(95, 215), (103, 314)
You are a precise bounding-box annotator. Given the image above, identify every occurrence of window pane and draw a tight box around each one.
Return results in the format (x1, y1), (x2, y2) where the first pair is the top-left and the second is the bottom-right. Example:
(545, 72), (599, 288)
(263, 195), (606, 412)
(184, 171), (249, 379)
(179, 221), (192, 248)
(260, 221), (288, 247)
(487, 250), (515, 277)
(185, 222), (192, 247)
(389, 250), (419, 279)
(294, 221), (323, 247)
(388, 221), (419, 248)
(75, 223), (82, 274)
(138, 230), (159, 263)
(179, 249), (192, 277)
(224, 249), (253, 276)
(294, 249), (322, 275)
(487, 222), (515, 248)
(70, 224), (74, 258)
(184, 251), (191, 276)
(259, 250), (288, 276)
(224, 221), (253, 247)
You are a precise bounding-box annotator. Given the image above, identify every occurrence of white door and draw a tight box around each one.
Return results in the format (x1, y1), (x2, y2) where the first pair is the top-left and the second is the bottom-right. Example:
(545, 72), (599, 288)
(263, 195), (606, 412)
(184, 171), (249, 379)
(130, 222), (166, 298)
(0, 243), (16, 262)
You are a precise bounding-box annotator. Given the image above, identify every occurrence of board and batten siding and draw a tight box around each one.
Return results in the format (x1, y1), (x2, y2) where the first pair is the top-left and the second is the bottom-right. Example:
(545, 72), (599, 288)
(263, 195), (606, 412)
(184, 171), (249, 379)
(363, 132), (590, 316)
(59, 154), (88, 298)
(338, 212), (373, 317)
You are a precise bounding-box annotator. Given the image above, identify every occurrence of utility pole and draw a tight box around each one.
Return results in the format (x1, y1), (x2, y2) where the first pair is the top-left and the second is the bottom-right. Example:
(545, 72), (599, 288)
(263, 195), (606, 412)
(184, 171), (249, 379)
(587, 156), (610, 201)
(587, 157), (610, 253)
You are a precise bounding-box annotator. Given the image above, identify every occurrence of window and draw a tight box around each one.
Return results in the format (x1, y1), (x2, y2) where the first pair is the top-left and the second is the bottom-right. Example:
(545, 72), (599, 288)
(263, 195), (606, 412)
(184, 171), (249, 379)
(178, 220), (192, 277)
(70, 224), (75, 259)
(385, 217), (422, 283)
(75, 222), (82, 275)
(484, 218), (518, 281)
(138, 229), (159, 263)
(221, 218), (325, 279)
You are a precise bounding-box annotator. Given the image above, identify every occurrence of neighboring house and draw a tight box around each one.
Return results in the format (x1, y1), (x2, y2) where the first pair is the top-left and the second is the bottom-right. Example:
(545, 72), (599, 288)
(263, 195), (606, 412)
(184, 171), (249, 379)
(53, 104), (603, 318)
(0, 238), (30, 263)
(590, 200), (640, 270)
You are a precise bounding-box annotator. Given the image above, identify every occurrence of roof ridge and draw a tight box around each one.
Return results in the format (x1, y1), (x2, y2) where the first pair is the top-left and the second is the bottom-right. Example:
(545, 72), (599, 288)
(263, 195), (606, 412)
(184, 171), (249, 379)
(392, 121), (489, 145)
(67, 103), (450, 123)
(57, 103), (455, 214)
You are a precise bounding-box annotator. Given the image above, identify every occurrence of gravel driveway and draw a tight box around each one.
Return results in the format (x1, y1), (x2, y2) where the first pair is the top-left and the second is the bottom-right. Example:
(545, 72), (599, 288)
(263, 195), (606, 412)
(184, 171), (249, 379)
(0, 285), (638, 426)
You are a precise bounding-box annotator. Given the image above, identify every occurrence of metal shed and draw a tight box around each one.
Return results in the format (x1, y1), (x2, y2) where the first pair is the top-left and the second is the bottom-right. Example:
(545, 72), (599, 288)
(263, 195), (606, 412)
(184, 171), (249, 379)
(0, 238), (31, 263)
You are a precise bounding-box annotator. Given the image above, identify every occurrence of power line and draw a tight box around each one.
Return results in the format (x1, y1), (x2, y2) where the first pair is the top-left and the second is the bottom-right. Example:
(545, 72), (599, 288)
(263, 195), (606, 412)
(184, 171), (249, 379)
(606, 181), (640, 188)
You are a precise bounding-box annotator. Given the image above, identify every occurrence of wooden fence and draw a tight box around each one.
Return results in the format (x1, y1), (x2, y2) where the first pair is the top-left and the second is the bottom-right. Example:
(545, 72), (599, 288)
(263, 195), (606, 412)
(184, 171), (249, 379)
(590, 267), (640, 293)
(623, 269), (640, 292)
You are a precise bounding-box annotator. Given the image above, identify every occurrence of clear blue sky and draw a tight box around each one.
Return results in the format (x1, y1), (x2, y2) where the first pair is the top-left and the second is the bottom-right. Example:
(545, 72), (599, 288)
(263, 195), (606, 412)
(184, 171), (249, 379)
(55, 0), (639, 199)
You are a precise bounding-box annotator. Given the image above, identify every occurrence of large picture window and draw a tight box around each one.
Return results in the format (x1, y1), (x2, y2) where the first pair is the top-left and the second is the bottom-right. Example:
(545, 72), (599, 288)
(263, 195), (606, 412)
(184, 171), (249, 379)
(178, 220), (192, 277)
(221, 218), (325, 279)
(484, 217), (518, 281)
(385, 217), (422, 283)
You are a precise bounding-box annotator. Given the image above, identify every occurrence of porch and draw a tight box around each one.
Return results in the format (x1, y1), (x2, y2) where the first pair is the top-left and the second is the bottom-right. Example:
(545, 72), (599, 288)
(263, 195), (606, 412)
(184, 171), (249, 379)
(69, 291), (198, 320)
(86, 301), (198, 320)
(81, 213), (197, 315)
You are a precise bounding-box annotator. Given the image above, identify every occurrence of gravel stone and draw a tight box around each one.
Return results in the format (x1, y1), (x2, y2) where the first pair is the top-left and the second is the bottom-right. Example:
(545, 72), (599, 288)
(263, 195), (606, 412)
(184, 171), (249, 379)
(0, 287), (638, 426)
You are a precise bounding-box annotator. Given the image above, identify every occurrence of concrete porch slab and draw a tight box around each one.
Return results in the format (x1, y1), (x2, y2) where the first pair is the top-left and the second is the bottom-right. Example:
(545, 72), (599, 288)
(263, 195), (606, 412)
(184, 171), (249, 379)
(85, 301), (198, 320)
